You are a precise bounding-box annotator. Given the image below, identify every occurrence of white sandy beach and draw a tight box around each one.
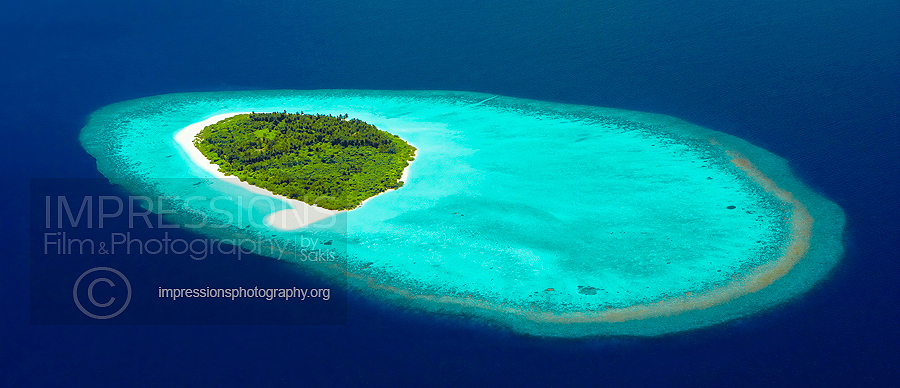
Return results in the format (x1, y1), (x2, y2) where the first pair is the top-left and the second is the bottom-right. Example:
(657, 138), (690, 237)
(173, 112), (413, 230)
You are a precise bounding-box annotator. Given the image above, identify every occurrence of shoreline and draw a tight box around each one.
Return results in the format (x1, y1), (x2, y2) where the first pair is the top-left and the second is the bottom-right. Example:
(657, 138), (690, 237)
(173, 112), (416, 230)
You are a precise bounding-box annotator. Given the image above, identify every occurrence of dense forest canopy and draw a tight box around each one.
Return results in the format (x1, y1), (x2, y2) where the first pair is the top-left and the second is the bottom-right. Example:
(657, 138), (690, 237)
(194, 112), (416, 210)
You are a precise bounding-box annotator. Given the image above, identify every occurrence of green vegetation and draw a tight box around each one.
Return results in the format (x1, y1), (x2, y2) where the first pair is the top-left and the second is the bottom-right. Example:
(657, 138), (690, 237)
(194, 112), (416, 210)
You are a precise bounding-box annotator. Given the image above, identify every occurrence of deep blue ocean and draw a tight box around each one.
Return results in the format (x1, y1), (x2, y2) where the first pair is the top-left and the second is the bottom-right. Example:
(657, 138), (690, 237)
(2, 0), (898, 386)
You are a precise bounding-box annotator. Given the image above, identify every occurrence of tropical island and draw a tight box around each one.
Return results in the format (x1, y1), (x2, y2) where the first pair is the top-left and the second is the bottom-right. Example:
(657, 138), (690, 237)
(80, 90), (846, 336)
(193, 111), (416, 210)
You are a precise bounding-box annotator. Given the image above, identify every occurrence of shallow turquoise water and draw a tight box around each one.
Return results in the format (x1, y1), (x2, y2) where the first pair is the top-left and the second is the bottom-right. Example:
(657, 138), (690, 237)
(81, 90), (844, 336)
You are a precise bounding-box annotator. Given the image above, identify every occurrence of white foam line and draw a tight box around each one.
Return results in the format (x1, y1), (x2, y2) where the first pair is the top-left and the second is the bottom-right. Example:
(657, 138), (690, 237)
(470, 95), (498, 107)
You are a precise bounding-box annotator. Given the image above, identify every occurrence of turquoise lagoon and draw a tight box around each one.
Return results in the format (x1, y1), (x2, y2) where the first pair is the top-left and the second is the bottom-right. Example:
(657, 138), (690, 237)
(79, 90), (845, 337)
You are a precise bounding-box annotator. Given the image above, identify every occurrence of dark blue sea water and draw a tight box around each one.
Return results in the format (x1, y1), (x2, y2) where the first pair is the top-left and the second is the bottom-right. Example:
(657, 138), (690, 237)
(2, 0), (898, 386)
